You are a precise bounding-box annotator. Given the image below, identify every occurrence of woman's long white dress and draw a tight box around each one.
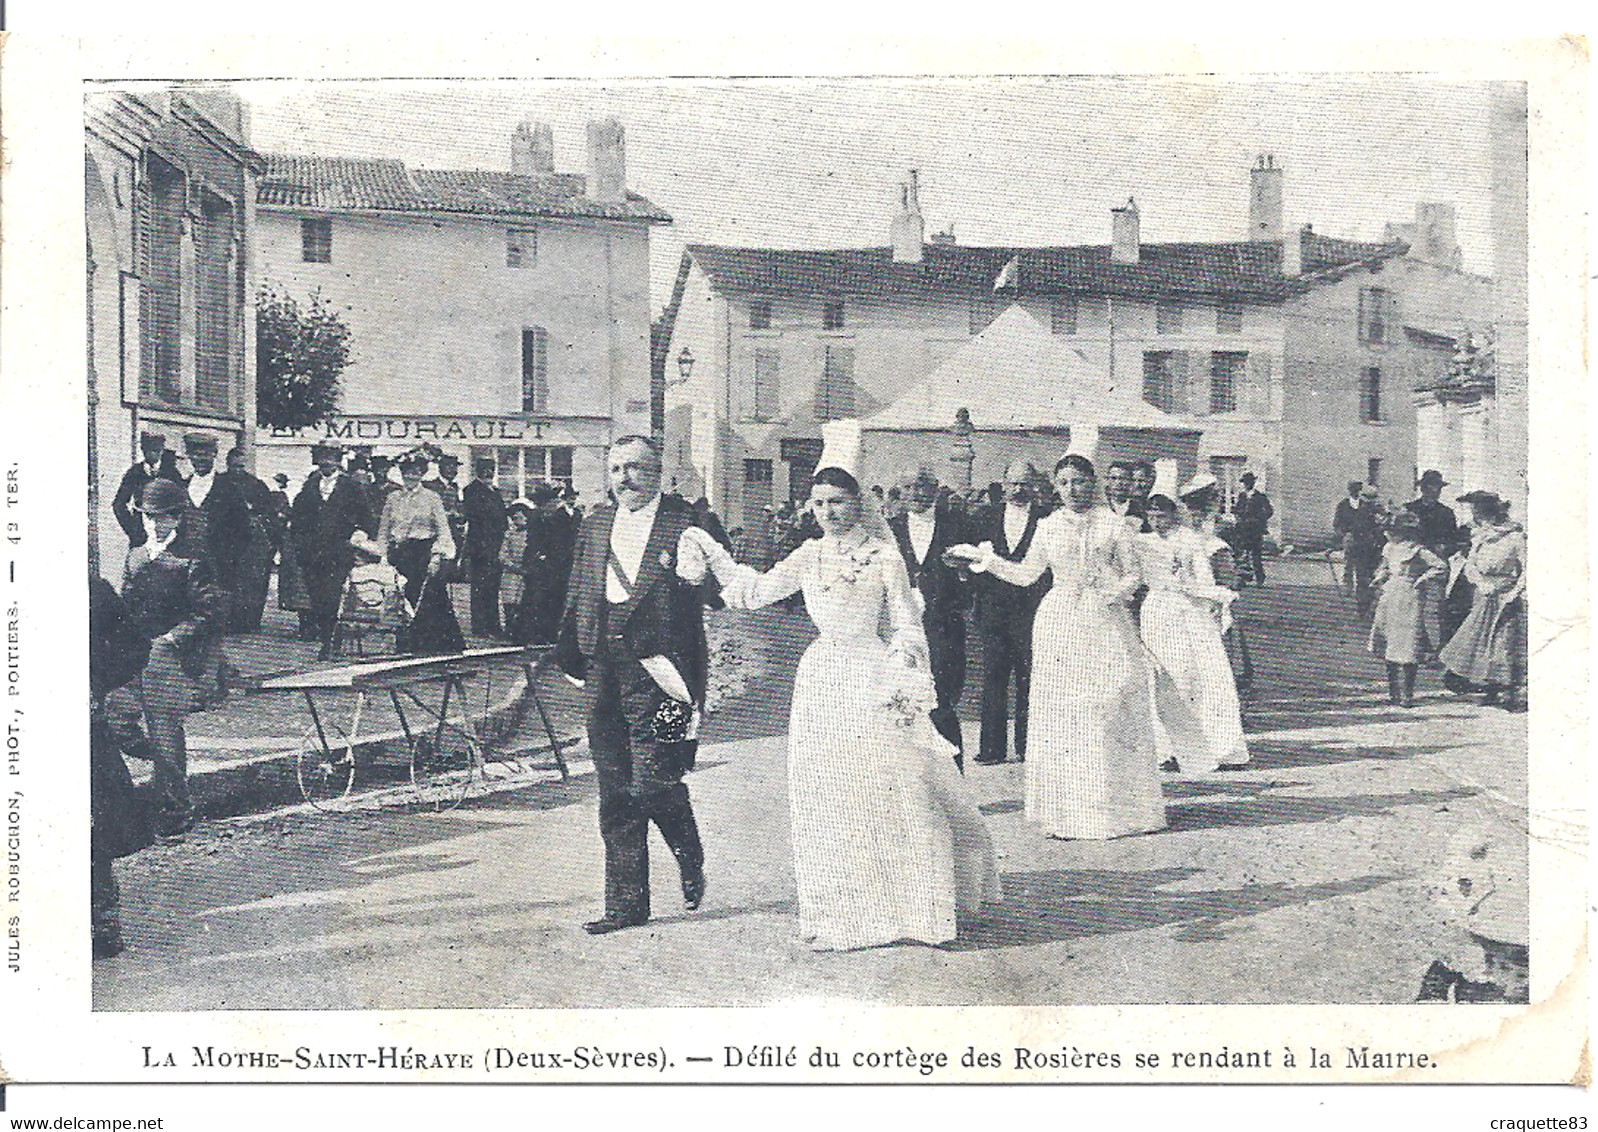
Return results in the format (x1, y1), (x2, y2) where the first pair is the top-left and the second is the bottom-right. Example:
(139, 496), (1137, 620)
(712, 527), (1002, 950)
(1136, 527), (1249, 774)
(981, 506), (1167, 839)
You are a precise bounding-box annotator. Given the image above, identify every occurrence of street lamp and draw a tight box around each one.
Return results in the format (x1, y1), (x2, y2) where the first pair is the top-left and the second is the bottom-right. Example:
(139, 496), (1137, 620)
(673, 346), (695, 386)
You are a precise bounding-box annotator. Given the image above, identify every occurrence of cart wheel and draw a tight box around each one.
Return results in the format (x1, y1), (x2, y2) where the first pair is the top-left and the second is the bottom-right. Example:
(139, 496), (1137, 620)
(408, 727), (479, 811)
(297, 723), (356, 809)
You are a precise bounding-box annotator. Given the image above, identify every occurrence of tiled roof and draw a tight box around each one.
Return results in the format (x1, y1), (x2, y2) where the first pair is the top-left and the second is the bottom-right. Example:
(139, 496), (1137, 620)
(685, 244), (1019, 298)
(688, 230), (1403, 302)
(257, 154), (671, 223)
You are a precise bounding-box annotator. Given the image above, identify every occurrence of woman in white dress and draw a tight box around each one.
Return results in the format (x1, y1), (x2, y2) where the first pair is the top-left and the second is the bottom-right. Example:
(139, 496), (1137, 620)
(1137, 491), (1248, 774)
(691, 466), (1001, 950)
(948, 455), (1167, 840)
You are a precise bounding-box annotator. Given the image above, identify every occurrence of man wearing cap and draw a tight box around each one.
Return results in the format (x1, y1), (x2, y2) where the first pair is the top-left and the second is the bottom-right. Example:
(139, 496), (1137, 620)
(552, 435), (719, 935)
(462, 458), (510, 637)
(111, 432), (180, 549)
(1405, 470), (1464, 649)
(220, 448), (278, 634)
(1231, 471), (1274, 586)
(521, 481), (573, 644)
(1334, 482), (1385, 615)
(181, 434), (252, 633)
(291, 443), (375, 656)
(120, 478), (225, 838)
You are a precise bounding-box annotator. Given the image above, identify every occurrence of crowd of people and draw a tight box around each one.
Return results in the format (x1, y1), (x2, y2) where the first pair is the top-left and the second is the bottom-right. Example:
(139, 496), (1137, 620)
(89, 429), (1527, 960)
(1339, 471), (1527, 712)
(88, 434), (585, 957)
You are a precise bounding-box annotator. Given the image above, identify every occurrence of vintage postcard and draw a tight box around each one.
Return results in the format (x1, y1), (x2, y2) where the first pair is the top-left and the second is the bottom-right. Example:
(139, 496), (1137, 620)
(0, 32), (1587, 1106)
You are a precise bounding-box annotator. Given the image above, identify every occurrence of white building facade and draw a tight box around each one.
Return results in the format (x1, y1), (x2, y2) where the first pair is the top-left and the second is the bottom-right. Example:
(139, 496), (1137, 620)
(661, 160), (1493, 546)
(254, 119), (668, 503)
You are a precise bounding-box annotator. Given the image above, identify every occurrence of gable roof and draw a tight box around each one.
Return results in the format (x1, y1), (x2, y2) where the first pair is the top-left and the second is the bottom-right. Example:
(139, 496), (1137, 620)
(258, 153), (671, 223)
(686, 229), (1403, 303)
(861, 305), (1192, 433)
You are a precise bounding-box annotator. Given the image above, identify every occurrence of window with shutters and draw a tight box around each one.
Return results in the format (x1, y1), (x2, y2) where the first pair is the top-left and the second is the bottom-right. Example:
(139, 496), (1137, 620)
(1156, 300), (1184, 334)
(1209, 351), (1246, 414)
(301, 217), (332, 263)
(1143, 351), (1175, 412)
(1217, 302), (1244, 334)
(749, 299), (773, 331)
(1358, 286), (1395, 344)
(521, 327), (549, 413)
(194, 192), (235, 414)
(750, 348), (779, 421)
(816, 344), (855, 421)
(969, 297), (1000, 336)
(141, 155), (185, 404)
(1360, 365), (1383, 423)
(1050, 296), (1078, 335)
(822, 298), (845, 331)
(506, 227), (537, 268)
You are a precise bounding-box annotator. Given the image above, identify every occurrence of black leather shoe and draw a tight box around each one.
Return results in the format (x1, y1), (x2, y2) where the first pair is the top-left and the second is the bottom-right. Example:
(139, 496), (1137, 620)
(682, 870), (706, 912)
(583, 913), (646, 935)
(973, 757), (1005, 766)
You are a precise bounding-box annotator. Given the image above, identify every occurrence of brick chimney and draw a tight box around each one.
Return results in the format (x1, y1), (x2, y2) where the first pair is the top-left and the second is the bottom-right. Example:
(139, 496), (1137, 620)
(1111, 198), (1140, 265)
(1282, 224), (1303, 276)
(512, 120), (555, 176)
(890, 169), (925, 263)
(586, 118), (626, 204)
(1248, 153), (1284, 241)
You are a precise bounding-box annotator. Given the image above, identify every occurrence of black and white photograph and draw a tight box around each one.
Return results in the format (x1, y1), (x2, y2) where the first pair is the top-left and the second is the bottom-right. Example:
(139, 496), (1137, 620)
(78, 72), (1545, 1010)
(0, 33), (1586, 1101)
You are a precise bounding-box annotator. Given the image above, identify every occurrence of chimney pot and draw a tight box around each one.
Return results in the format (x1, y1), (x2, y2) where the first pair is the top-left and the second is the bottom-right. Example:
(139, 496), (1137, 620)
(890, 169), (925, 263)
(1248, 154), (1285, 242)
(512, 120), (556, 176)
(1111, 197), (1140, 265)
(586, 118), (627, 204)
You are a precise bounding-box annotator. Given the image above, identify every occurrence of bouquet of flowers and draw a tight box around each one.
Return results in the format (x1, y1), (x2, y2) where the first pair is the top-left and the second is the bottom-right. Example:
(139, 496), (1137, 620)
(871, 654), (939, 731)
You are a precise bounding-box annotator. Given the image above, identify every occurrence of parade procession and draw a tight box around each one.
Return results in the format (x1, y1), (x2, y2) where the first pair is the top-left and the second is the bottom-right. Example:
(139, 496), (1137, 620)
(82, 78), (1532, 1013)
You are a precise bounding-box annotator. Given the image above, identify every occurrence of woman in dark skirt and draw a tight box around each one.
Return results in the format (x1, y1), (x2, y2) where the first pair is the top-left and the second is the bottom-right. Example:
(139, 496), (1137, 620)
(379, 452), (465, 655)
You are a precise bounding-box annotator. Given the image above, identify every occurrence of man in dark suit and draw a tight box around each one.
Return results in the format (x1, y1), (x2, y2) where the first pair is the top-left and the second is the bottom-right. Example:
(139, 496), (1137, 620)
(1104, 459), (1148, 533)
(119, 478), (225, 839)
(886, 466), (969, 766)
(291, 443), (375, 656)
(219, 447), (278, 634)
(1333, 481), (1384, 615)
(972, 458), (1049, 766)
(1231, 471), (1274, 586)
(1405, 469), (1464, 650)
(463, 458), (510, 637)
(110, 432), (180, 550)
(553, 436), (719, 935)
(177, 434), (252, 635)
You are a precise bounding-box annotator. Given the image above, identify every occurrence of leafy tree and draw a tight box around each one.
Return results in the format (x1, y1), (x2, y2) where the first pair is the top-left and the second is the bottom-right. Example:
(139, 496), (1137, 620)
(255, 286), (352, 431)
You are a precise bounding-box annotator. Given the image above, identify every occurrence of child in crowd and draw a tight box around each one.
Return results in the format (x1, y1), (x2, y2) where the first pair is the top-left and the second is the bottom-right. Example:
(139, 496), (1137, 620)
(1369, 511), (1449, 707)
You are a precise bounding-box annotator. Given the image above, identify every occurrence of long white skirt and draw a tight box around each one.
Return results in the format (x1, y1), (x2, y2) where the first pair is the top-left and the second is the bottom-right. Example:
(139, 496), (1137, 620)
(1142, 589), (1249, 774)
(1024, 588), (1168, 839)
(787, 634), (1002, 950)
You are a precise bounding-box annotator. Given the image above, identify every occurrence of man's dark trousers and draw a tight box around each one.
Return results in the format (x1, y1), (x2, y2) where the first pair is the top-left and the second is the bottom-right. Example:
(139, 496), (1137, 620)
(588, 630), (702, 922)
(978, 617), (1030, 764)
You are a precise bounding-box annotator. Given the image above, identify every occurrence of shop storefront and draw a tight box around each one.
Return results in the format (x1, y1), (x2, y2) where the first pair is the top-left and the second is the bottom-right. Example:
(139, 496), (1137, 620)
(257, 414), (611, 503)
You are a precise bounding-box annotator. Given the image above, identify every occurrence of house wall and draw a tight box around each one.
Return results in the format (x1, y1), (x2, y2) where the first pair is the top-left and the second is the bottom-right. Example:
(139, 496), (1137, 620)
(85, 92), (256, 579)
(254, 208), (654, 504)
